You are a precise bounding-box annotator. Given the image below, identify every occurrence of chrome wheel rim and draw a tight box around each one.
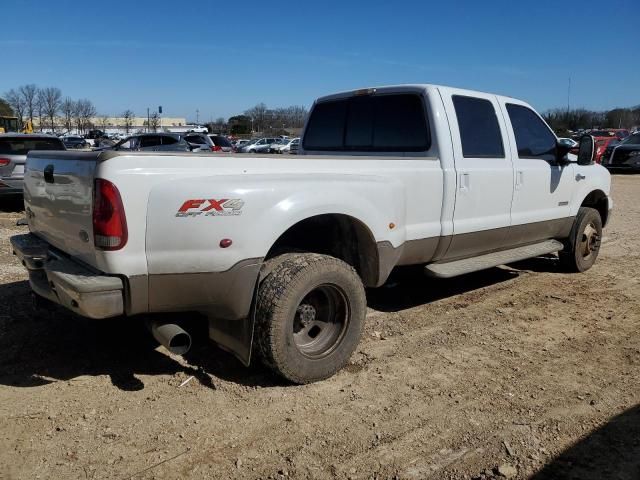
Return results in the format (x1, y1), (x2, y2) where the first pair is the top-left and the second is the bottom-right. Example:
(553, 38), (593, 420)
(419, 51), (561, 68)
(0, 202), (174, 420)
(580, 222), (600, 259)
(293, 284), (349, 359)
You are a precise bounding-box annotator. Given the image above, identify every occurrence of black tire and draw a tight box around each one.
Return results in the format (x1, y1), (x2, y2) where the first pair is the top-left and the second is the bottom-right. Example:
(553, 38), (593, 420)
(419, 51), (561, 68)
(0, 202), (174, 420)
(559, 207), (603, 272)
(254, 253), (366, 384)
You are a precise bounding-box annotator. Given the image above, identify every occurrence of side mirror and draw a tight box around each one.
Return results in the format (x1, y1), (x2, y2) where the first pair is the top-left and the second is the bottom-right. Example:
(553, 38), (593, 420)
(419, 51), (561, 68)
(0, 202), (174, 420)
(556, 138), (575, 164)
(577, 135), (596, 165)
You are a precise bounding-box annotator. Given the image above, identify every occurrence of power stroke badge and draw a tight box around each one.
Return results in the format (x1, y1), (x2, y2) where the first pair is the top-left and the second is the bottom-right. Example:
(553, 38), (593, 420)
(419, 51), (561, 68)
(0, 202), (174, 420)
(176, 199), (245, 217)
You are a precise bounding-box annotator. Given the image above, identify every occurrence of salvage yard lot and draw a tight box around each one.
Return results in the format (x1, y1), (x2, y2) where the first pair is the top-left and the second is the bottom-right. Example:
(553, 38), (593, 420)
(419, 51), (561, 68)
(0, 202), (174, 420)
(0, 176), (638, 480)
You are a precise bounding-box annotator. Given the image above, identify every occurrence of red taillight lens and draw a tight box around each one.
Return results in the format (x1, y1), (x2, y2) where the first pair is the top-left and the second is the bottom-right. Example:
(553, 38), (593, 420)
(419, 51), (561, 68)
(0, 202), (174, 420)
(0, 158), (10, 166)
(212, 145), (222, 151)
(93, 179), (127, 251)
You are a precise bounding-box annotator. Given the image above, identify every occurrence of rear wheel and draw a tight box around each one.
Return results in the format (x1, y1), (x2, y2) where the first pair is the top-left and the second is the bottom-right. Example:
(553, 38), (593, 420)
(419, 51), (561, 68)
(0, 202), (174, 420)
(559, 207), (602, 272)
(254, 253), (366, 384)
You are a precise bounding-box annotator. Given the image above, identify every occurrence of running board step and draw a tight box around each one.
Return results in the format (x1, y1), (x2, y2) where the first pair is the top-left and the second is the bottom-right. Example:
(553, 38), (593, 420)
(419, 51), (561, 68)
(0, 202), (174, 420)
(424, 239), (564, 278)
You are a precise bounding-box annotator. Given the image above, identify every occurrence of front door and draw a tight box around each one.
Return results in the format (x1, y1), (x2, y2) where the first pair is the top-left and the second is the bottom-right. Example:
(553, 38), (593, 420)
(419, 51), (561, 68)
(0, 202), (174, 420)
(500, 100), (575, 245)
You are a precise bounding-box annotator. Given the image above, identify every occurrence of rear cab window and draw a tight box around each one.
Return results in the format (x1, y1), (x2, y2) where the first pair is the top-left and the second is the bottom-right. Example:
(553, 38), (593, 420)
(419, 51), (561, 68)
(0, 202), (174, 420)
(303, 93), (431, 152)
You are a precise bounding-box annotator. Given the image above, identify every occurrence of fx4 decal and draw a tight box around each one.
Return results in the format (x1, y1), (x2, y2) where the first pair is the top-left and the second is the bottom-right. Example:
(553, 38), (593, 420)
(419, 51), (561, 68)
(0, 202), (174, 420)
(176, 199), (245, 217)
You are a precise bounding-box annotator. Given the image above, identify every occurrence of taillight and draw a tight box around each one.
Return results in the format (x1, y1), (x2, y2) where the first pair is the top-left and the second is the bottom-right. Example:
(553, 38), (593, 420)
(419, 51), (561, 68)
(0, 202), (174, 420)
(93, 179), (127, 251)
(0, 158), (10, 166)
(211, 145), (222, 151)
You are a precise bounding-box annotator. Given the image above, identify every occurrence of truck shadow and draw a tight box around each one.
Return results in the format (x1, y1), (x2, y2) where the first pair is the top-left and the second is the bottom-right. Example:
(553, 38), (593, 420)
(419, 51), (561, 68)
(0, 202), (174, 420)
(366, 265), (519, 312)
(0, 280), (282, 391)
(0, 259), (545, 391)
(0, 195), (24, 213)
(529, 404), (640, 480)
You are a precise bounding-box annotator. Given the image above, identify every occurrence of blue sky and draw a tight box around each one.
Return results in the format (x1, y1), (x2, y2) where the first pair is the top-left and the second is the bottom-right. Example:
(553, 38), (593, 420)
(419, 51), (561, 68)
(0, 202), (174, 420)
(2, 0), (638, 121)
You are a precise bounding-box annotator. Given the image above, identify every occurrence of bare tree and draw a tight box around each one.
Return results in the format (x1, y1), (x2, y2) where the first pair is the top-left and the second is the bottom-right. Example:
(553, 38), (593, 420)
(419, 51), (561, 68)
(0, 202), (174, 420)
(79, 99), (96, 134)
(60, 98), (75, 133)
(122, 110), (135, 134)
(19, 84), (39, 126)
(40, 87), (62, 133)
(99, 114), (110, 131)
(35, 89), (45, 131)
(244, 103), (268, 133)
(71, 99), (96, 135)
(5, 89), (25, 126)
(148, 112), (160, 132)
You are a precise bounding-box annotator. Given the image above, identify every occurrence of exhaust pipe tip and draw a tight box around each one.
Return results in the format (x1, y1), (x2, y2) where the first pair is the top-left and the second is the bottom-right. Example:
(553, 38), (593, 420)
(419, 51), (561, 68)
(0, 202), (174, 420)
(148, 321), (192, 355)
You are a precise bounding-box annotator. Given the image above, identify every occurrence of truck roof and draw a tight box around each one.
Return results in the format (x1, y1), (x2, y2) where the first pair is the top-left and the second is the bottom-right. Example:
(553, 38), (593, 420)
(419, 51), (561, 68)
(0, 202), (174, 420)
(314, 84), (517, 104)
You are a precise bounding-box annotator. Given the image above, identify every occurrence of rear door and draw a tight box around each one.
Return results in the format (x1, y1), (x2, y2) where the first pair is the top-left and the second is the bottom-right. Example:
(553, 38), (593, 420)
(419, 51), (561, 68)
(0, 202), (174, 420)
(440, 90), (514, 259)
(500, 100), (574, 244)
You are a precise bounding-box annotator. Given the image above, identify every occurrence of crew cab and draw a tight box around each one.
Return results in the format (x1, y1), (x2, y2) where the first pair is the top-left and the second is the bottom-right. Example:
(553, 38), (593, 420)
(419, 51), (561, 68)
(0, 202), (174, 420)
(10, 84), (611, 384)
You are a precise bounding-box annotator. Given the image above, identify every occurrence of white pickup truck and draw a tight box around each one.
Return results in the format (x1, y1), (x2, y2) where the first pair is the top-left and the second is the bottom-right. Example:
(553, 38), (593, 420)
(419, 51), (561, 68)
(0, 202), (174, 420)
(10, 84), (611, 383)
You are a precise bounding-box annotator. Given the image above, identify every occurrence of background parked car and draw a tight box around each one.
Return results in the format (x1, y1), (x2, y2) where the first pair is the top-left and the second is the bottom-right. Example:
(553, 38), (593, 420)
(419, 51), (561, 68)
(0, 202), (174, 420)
(183, 133), (216, 152)
(94, 133), (192, 152)
(62, 135), (89, 149)
(271, 137), (300, 153)
(0, 134), (66, 196)
(233, 139), (251, 152)
(240, 137), (279, 153)
(208, 134), (233, 152)
(289, 137), (300, 154)
(601, 132), (640, 171)
(268, 138), (288, 153)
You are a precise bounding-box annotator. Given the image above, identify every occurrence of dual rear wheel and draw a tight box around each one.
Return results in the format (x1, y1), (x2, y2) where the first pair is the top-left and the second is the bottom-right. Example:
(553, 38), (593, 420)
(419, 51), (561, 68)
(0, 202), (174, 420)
(253, 253), (366, 384)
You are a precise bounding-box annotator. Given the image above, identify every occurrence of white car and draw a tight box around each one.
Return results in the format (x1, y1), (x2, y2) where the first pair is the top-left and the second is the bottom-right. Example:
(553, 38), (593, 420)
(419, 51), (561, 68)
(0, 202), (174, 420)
(11, 84), (611, 384)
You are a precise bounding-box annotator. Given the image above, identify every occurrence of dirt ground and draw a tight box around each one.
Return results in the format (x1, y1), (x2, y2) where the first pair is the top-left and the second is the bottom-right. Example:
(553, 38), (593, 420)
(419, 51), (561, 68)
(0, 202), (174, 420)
(0, 176), (638, 480)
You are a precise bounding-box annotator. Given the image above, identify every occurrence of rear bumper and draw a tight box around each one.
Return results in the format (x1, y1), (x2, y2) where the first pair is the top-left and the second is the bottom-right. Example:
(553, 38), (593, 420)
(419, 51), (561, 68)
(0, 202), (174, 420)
(0, 177), (23, 195)
(10, 233), (124, 319)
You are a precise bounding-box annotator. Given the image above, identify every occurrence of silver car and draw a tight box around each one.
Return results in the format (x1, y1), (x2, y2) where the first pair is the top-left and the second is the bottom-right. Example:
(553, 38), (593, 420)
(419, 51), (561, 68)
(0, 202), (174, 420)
(0, 134), (66, 196)
(240, 137), (280, 153)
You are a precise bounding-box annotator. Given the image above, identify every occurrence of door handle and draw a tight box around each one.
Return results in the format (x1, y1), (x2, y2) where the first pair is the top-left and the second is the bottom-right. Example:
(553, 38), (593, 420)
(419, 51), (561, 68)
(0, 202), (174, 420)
(459, 172), (470, 191)
(515, 170), (524, 190)
(43, 164), (55, 183)
(575, 174), (586, 181)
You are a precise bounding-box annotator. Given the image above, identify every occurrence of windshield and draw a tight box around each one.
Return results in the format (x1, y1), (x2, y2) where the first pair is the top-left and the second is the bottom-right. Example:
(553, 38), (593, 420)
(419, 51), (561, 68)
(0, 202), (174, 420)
(621, 133), (640, 145)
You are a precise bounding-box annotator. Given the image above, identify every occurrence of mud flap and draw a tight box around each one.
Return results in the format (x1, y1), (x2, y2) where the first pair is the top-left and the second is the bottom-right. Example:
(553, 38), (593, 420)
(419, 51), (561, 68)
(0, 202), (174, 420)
(207, 274), (261, 366)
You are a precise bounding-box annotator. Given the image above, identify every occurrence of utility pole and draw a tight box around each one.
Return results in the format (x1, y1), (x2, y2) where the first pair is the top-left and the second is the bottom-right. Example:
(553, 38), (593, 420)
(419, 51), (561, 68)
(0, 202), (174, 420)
(147, 107), (150, 133)
(196, 109), (199, 125)
(567, 76), (571, 114)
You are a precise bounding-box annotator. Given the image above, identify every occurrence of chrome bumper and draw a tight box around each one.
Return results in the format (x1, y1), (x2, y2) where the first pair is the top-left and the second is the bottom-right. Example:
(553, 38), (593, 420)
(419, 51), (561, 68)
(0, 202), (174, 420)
(10, 233), (124, 319)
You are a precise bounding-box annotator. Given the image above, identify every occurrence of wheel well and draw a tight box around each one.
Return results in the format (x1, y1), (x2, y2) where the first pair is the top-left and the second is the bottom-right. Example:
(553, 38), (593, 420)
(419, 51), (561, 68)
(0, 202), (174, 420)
(581, 190), (609, 226)
(265, 214), (379, 287)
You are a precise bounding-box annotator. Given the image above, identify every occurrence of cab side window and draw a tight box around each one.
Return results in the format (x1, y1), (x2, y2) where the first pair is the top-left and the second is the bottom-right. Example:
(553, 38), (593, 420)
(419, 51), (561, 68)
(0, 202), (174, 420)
(452, 95), (505, 158)
(506, 104), (556, 161)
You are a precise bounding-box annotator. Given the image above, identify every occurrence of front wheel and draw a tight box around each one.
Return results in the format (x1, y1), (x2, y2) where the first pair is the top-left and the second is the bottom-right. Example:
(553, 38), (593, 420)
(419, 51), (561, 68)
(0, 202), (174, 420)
(254, 253), (366, 384)
(559, 207), (602, 272)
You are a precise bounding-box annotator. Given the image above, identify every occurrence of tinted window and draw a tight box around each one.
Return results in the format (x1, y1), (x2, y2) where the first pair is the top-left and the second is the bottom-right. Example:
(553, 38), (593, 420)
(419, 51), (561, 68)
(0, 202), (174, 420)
(303, 94), (430, 152)
(506, 104), (557, 161)
(452, 95), (504, 157)
(161, 136), (179, 145)
(0, 137), (65, 155)
(211, 135), (232, 147)
(185, 135), (206, 144)
(621, 133), (640, 145)
(139, 136), (162, 148)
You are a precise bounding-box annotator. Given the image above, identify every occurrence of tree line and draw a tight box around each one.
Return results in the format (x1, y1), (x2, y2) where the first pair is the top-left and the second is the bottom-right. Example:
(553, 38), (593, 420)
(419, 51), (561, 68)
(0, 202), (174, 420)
(3, 84), (99, 134)
(225, 104), (308, 135)
(542, 106), (640, 135)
